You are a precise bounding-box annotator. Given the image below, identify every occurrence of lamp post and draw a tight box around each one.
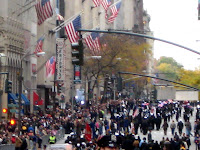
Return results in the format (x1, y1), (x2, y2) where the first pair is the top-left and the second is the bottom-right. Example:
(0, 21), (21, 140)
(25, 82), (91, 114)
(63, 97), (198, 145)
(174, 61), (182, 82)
(18, 52), (45, 133)
(0, 53), (6, 121)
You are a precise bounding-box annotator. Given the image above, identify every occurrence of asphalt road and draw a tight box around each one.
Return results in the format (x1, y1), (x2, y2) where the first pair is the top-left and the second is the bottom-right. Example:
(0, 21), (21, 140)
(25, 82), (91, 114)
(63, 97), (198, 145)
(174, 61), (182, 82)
(50, 107), (198, 150)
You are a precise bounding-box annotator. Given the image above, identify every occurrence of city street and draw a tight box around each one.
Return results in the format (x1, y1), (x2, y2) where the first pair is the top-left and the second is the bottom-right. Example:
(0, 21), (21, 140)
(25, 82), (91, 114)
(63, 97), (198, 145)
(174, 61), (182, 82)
(51, 106), (197, 150)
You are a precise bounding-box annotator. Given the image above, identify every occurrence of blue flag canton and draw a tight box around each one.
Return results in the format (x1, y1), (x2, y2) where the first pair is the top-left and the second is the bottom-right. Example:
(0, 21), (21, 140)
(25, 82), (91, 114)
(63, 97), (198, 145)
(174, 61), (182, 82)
(50, 56), (55, 64)
(107, 0), (111, 4)
(116, 1), (121, 10)
(73, 15), (82, 32)
(91, 32), (100, 40)
(41, 0), (49, 6)
(37, 36), (45, 43)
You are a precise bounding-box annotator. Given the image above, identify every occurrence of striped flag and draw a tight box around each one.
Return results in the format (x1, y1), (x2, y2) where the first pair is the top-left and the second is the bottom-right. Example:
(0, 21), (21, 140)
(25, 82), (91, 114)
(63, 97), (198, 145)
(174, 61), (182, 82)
(65, 15), (82, 43)
(152, 73), (159, 85)
(91, 32), (101, 52)
(57, 14), (64, 21)
(35, 0), (53, 25)
(93, 0), (102, 7)
(101, 0), (111, 11)
(85, 32), (100, 54)
(46, 56), (56, 78)
(85, 35), (94, 54)
(133, 107), (139, 118)
(107, 1), (122, 23)
(34, 36), (45, 56)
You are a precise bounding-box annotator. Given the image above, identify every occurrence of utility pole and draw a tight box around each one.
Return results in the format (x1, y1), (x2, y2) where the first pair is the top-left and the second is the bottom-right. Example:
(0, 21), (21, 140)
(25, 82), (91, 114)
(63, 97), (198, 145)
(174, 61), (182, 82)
(78, 29), (200, 56)
(18, 70), (23, 134)
(113, 79), (116, 101)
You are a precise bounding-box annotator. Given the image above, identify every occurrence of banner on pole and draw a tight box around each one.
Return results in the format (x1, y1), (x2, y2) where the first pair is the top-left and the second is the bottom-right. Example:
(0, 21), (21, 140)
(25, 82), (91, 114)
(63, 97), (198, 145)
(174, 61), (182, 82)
(56, 38), (65, 81)
(74, 65), (81, 84)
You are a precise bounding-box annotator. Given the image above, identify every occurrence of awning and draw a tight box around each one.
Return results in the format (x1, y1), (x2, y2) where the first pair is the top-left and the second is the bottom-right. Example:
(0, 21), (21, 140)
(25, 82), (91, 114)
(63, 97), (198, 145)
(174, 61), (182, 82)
(16, 94), (30, 105)
(33, 91), (43, 105)
(21, 94), (30, 105)
(8, 93), (18, 104)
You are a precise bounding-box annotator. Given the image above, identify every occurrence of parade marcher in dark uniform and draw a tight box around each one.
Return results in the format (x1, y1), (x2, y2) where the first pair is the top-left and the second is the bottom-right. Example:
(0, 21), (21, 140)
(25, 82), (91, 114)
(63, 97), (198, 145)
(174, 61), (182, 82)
(133, 117), (139, 135)
(141, 117), (148, 135)
(178, 119), (184, 136)
(162, 121), (168, 135)
(155, 113), (162, 130)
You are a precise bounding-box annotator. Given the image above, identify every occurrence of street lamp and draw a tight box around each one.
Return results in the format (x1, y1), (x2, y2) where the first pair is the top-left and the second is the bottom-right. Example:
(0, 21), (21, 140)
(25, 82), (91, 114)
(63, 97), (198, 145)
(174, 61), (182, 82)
(0, 53), (6, 121)
(18, 51), (45, 134)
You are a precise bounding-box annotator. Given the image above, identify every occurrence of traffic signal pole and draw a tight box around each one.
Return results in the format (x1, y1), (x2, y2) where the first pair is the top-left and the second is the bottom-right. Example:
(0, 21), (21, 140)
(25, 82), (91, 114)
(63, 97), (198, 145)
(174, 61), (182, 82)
(18, 62), (23, 135)
(78, 29), (200, 56)
(0, 72), (9, 121)
(118, 72), (200, 91)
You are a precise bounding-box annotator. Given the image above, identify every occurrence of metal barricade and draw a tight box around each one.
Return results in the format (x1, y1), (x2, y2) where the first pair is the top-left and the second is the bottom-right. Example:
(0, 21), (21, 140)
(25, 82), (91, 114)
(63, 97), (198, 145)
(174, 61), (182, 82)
(0, 144), (15, 150)
(0, 128), (65, 150)
(42, 128), (65, 146)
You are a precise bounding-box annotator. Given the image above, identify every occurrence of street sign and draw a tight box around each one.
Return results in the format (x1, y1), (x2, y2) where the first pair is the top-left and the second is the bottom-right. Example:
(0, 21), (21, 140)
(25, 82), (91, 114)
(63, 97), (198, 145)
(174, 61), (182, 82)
(47, 105), (53, 108)
(10, 109), (18, 113)
(8, 104), (19, 107)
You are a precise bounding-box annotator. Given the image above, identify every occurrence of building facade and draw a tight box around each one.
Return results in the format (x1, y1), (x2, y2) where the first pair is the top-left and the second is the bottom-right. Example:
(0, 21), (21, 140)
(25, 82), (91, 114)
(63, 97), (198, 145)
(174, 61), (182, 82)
(0, 0), (153, 118)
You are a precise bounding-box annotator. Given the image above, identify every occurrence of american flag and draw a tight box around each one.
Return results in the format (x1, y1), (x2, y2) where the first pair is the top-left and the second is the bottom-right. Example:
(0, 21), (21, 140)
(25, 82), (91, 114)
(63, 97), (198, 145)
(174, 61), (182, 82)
(46, 56), (56, 78)
(35, 0), (53, 25)
(93, 0), (102, 7)
(57, 14), (64, 21)
(107, 1), (122, 23)
(133, 107), (139, 118)
(152, 73), (159, 85)
(65, 15), (82, 43)
(34, 36), (45, 56)
(85, 32), (100, 54)
(101, 0), (111, 11)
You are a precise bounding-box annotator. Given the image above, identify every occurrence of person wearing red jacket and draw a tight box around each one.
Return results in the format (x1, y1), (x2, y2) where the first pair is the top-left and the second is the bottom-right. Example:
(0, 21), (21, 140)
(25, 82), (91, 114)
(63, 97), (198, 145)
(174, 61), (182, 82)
(11, 134), (16, 144)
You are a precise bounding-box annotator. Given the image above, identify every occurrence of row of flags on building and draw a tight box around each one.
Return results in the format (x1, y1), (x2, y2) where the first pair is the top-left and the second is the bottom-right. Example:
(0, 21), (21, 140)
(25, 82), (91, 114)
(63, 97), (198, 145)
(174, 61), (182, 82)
(93, 0), (122, 23)
(35, 0), (122, 25)
(33, 0), (122, 78)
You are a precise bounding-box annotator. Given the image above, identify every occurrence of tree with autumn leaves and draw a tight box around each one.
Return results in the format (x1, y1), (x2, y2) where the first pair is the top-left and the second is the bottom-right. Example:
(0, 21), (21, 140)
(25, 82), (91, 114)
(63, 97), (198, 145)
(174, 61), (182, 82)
(155, 56), (200, 91)
(82, 34), (151, 101)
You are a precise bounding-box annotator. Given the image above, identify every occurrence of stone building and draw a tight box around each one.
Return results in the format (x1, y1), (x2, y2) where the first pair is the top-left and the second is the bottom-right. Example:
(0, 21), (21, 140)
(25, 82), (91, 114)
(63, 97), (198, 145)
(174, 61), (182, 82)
(0, 0), (38, 118)
(0, 0), (153, 118)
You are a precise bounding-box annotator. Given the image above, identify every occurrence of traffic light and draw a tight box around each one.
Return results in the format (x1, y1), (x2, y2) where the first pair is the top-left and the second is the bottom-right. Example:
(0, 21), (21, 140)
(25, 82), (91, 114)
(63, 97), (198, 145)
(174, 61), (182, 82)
(57, 83), (62, 93)
(107, 81), (112, 91)
(151, 89), (157, 100)
(5, 79), (12, 93)
(71, 39), (84, 66)
(2, 108), (7, 113)
(10, 119), (16, 126)
(117, 77), (123, 91)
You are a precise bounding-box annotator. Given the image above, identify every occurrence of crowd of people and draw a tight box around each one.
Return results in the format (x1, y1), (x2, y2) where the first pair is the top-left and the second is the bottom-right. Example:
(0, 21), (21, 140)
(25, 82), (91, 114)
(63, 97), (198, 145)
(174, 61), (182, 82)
(0, 99), (200, 150)
(63, 99), (200, 150)
(0, 107), (66, 149)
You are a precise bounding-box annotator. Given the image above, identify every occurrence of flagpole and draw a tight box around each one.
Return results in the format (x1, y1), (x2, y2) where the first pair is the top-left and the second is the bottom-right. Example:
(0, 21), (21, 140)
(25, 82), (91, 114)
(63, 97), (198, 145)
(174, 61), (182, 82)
(82, 25), (100, 38)
(52, 10), (84, 32)
(109, 0), (121, 8)
(81, 16), (98, 29)
(24, 34), (46, 57)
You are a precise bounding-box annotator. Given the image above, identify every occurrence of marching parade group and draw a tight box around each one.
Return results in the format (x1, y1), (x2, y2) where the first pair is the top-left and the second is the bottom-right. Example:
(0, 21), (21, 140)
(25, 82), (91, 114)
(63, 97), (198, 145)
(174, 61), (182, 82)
(0, 99), (200, 150)
(63, 99), (199, 150)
